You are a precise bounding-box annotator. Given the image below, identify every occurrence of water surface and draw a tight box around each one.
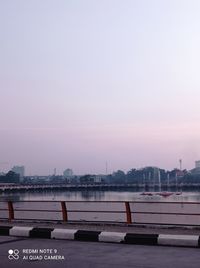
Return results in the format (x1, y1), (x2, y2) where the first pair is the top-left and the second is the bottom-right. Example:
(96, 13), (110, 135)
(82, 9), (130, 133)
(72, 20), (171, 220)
(1, 189), (200, 202)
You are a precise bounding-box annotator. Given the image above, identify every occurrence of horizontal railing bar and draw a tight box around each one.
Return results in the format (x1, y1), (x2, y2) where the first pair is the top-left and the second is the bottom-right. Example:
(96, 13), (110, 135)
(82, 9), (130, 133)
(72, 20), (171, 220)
(1, 200), (200, 205)
(13, 218), (62, 221)
(2, 209), (200, 215)
(17, 211), (200, 215)
(12, 218), (124, 223)
(13, 209), (125, 213)
(67, 210), (125, 213)
(128, 201), (200, 204)
(0, 200), (124, 203)
(132, 212), (200, 216)
(13, 209), (62, 212)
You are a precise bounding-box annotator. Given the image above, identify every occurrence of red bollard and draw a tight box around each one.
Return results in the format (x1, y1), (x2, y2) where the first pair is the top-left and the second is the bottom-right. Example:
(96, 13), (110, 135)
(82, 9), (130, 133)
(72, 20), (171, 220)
(125, 201), (132, 224)
(8, 201), (14, 221)
(61, 201), (68, 222)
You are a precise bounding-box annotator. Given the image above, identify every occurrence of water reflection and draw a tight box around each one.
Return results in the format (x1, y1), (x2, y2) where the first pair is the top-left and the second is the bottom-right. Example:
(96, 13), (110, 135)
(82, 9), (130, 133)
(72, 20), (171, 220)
(1, 189), (200, 202)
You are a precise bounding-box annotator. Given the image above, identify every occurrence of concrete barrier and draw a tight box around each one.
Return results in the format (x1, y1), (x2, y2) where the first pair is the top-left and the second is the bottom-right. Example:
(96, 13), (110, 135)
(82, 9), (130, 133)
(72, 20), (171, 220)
(158, 234), (199, 247)
(9, 226), (33, 237)
(29, 227), (54, 239)
(51, 229), (77, 240)
(99, 231), (125, 243)
(1, 225), (200, 248)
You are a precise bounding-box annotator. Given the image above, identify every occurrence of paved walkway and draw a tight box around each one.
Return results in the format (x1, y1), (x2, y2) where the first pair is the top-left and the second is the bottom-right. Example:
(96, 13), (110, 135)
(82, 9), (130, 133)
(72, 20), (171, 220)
(0, 237), (200, 268)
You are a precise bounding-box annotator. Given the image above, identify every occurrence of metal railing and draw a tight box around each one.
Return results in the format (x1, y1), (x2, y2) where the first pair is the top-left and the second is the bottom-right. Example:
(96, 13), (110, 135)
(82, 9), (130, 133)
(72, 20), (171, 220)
(1, 200), (200, 226)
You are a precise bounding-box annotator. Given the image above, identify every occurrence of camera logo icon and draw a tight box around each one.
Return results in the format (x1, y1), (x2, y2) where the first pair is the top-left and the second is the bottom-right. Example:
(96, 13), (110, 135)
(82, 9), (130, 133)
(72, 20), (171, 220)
(8, 249), (19, 260)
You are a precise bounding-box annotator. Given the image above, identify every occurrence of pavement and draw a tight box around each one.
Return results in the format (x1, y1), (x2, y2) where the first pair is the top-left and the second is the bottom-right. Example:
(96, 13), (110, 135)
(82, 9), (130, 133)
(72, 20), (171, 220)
(0, 236), (200, 268)
(1, 220), (200, 235)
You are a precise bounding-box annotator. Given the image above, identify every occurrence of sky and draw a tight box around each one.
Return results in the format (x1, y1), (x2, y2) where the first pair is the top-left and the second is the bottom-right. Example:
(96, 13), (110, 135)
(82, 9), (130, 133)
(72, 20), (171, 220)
(1, 0), (200, 175)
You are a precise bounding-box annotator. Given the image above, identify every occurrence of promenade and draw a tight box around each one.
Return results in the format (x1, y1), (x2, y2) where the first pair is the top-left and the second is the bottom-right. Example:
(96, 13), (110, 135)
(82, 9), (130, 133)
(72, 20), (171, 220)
(1, 220), (200, 268)
(1, 200), (200, 267)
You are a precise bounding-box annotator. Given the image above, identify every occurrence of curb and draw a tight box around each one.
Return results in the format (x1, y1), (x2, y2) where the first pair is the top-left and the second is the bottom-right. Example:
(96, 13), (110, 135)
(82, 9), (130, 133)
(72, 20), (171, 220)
(0, 226), (200, 248)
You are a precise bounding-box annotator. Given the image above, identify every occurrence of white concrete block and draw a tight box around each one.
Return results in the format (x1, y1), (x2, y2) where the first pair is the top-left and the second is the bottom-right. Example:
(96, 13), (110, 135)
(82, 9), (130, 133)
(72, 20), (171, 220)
(51, 229), (77, 240)
(10, 226), (33, 237)
(158, 234), (199, 247)
(99, 232), (126, 243)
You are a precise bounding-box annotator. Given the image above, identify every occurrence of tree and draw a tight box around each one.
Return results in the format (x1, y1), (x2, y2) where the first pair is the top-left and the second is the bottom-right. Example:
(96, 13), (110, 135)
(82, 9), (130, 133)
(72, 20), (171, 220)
(112, 170), (126, 184)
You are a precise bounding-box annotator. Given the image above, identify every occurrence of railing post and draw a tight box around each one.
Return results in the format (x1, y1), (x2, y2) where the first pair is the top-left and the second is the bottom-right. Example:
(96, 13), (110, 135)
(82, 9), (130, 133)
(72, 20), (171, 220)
(8, 201), (14, 221)
(125, 201), (132, 224)
(61, 201), (68, 222)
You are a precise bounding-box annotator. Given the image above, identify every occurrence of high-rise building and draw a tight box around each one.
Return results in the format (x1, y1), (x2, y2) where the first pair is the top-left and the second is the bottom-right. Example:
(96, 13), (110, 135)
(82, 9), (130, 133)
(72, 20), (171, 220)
(195, 161), (200, 168)
(11, 166), (25, 178)
(190, 161), (200, 175)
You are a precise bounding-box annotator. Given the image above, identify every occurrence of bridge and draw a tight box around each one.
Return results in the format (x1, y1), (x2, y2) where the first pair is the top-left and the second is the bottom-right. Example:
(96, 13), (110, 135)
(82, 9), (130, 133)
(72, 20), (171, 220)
(0, 183), (141, 191)
(0, 182), (188, 192)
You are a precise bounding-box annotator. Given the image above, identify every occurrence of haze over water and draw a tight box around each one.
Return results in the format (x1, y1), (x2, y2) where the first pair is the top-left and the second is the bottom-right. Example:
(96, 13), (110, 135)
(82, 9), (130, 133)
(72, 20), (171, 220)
(1, 1), (200, 175)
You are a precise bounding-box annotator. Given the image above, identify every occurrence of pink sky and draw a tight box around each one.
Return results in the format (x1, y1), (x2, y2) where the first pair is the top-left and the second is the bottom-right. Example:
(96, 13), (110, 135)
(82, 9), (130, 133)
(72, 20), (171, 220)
(1, 0), (200, 175)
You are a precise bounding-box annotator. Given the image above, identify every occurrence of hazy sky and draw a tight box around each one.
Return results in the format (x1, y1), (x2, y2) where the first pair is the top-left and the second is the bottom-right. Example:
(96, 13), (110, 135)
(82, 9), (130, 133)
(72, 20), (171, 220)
(1, 0), (200, 175)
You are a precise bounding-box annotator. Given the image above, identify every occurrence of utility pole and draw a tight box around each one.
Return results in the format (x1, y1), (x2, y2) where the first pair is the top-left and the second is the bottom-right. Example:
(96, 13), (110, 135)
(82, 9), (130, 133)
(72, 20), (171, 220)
(179, 159), (182, 171)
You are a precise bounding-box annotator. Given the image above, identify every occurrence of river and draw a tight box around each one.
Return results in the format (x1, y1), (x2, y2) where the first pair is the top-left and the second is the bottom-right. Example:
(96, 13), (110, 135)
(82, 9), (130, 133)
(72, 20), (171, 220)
(1, 189), (200, 202)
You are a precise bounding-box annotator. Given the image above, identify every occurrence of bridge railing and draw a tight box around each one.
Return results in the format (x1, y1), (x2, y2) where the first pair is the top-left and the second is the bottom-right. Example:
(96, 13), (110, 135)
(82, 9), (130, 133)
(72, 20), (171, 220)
(1, 200), (200, 225)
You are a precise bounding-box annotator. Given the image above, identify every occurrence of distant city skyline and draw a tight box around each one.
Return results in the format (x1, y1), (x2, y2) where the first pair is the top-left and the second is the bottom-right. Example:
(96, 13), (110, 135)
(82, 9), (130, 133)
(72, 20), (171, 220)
(0, 159), (198, 176)
(1, 1), (200, 175)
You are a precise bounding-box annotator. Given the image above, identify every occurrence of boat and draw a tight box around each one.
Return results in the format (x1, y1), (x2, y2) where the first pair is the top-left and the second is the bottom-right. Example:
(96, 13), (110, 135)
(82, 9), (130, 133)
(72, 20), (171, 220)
(175, 192), (182, 195)
(140, 192), (154, 196)
(157, 192), (174, 197)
